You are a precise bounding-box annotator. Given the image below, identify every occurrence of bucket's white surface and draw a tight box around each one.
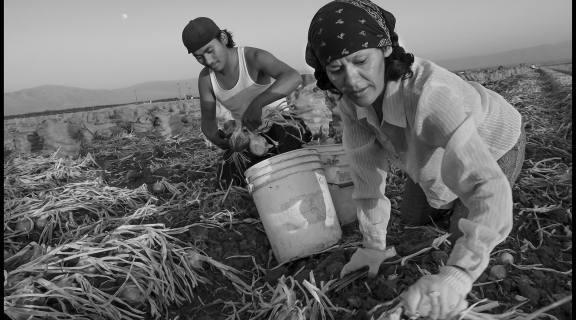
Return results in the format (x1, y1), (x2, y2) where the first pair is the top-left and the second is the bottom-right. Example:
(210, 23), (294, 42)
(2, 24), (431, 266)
(303, 144), (352, 185)
(328, 183), (357, 225)
(245, 149), (342, 264)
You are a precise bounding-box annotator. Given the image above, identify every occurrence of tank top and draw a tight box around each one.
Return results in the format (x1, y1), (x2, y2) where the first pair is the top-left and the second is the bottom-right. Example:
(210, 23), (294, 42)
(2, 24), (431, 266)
(209, 46), (286, 121)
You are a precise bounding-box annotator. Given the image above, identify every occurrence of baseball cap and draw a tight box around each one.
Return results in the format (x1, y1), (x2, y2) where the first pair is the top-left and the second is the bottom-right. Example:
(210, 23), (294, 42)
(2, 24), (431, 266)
(182, 17), (221, 54)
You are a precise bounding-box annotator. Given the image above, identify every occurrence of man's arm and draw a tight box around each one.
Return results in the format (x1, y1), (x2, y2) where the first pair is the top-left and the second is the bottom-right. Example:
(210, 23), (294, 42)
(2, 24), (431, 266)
(198, 68), (230, 150)
(241, 47), (302, 131)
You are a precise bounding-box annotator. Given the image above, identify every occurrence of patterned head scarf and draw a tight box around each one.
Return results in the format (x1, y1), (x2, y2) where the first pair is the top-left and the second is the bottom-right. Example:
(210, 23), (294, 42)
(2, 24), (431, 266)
(306, 0), (396, 70)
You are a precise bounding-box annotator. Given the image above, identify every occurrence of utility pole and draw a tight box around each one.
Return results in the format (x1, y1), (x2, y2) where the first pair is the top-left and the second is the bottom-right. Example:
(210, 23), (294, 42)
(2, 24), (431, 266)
(134, 90), (137, 103)
(177, 83), (181, 100)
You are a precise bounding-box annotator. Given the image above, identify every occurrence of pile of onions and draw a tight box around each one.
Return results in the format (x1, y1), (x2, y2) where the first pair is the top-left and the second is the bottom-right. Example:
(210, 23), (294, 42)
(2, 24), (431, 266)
(229, 125), (250, 152)
(248, 132), (271, 156)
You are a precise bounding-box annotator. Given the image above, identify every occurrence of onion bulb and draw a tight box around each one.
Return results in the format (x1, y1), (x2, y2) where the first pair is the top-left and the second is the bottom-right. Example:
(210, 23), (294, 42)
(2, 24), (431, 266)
(53, 276), (77, 289)
(499, 252), (514, 265)
(4, 250), (14, 260)
(35, 214), (50, 229)
(185, 249), (205, 268)
(229, 125), (250, 152)
(322, 138), (336, 145)
(119, 282), (145, 308)
(489, 265), (507, 279)
(76, 256), (99, 274)
(152, 181), (165, 193)
(248, 132), (270, 156)
(16, 218), (34, 233)
(13, 285), (45, 306)
(223, 120), (237, 136)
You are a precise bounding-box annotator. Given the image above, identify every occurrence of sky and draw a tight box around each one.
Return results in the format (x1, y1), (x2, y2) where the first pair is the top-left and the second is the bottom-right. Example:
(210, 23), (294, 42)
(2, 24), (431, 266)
(4, 0), (572, 93)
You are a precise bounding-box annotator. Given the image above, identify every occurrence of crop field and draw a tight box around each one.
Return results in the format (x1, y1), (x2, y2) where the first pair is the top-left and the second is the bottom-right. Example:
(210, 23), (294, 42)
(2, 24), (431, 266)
(4, 66), (572, 320)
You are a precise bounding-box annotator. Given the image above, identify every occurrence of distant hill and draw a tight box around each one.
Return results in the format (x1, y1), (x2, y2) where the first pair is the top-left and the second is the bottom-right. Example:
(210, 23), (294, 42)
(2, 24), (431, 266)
(4, 40), (571, 117)
(434, 40), (572, 71)
(4, 79), (198, 116)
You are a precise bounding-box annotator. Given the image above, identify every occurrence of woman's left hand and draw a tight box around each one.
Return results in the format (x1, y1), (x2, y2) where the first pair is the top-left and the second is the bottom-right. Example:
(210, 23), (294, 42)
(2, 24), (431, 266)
(401, 266), (471, 320)
(242, 104), (263, 132)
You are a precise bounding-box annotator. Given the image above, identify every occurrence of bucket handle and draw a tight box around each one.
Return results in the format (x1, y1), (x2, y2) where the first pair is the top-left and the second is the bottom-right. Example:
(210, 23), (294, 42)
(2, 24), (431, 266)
(247, 167), (325, 195)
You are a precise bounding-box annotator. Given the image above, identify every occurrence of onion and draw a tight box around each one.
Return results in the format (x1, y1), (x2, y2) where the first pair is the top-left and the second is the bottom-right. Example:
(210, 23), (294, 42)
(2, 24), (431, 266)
(489, 265), (507, 279)
(248, 132), (270, 156)
(229, 126), (250, 152)
(186, 250), (204, 268)
(223, 120), (237, 136)
(4, 250), (14, 260)
(13, 285), (45, 306)
(53, 276), (77, 289)
(16, 218), (34, 233)
(119, 282), (145, 308)
(35, 214), (50, 229)
(152, 181), (165, 193)
(76, 256), (99, 274)
(499, 252), (514, 265)
(322, 138), (336, 145)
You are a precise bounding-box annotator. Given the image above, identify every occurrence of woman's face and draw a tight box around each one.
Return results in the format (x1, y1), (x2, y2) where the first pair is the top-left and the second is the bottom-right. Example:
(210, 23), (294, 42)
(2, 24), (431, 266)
(191, 33), (228, 72)
(325, 48), (387, 107)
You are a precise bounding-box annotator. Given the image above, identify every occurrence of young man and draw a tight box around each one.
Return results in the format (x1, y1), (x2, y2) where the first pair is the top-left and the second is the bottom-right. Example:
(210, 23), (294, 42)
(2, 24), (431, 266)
(182, 17), (310, 188)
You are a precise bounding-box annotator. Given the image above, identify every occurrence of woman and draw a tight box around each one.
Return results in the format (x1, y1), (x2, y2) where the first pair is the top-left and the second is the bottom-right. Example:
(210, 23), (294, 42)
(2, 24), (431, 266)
(306, 1), (525, 319)
(182, 17), (311, 188)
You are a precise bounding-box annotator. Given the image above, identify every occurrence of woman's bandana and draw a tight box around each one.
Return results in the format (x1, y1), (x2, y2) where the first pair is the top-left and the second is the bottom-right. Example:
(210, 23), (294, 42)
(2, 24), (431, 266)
(306, 0), (396, 70)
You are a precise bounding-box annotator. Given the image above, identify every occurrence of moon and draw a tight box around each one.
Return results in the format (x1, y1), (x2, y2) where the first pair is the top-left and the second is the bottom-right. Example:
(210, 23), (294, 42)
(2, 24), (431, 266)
(122, 14), (128, 19)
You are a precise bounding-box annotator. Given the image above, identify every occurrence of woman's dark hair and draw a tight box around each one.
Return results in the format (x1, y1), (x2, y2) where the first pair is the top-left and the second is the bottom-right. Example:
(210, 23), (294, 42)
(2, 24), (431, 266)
(315, 31), (414, 97)
(217, 29), (235, 48)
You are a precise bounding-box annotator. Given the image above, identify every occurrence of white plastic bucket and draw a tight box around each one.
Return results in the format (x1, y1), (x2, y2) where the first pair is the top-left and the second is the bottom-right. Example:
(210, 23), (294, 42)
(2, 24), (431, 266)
(303, 144), (352, 185)
(328, 183), (357, 225)
(245, 149), (342, 264)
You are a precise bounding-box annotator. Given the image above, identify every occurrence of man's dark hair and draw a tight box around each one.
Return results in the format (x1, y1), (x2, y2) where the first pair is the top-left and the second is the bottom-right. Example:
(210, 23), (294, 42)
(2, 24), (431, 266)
(218, 29), (235, 48)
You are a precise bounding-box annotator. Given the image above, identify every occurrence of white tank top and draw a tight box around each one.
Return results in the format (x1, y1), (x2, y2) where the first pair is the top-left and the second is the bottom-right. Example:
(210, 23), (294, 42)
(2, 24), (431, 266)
(209, 46), (286, 121)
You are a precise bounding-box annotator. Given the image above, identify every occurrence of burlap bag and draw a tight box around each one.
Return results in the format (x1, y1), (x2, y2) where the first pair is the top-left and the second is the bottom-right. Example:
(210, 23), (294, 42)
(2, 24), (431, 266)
(153, 111), (183, 138)
(131, 115), (154, 133)
(82, 122), (124, 140)
(36, 121), (82, 158)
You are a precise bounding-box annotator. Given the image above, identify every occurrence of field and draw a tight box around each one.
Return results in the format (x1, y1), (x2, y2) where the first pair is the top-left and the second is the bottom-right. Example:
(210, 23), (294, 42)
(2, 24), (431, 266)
(4, 66), (572, 320)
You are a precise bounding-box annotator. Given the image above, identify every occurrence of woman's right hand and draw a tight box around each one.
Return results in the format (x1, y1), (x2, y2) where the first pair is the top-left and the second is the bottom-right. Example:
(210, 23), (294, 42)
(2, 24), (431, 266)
(341, 247), (397, 278)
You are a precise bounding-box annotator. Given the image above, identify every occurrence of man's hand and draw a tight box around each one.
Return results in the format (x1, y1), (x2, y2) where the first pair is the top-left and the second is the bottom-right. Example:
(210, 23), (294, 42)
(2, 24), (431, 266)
(341, 247), (397, 279)
(215, 138), (231, 150)
(401, 266), (471, 320)
(241, 103), (264, 132)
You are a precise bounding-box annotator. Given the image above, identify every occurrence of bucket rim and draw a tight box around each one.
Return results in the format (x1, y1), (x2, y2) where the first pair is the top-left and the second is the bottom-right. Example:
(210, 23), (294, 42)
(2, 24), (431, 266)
(245, 155), (323, 184)
(244, 149), (320, 179)
(247, 161), (324, 194)
(303, 143), (346, 151)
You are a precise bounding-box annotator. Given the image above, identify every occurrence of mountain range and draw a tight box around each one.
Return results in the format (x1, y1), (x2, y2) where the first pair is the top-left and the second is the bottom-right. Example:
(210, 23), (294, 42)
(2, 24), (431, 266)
(4, 40), (571, 117)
